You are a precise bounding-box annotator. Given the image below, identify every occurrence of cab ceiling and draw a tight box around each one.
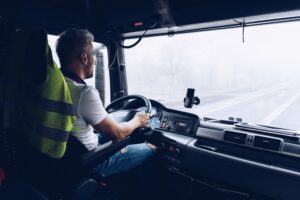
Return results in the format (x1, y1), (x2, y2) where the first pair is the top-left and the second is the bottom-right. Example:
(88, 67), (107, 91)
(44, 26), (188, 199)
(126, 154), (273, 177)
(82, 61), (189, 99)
(1, 0), (300, 39)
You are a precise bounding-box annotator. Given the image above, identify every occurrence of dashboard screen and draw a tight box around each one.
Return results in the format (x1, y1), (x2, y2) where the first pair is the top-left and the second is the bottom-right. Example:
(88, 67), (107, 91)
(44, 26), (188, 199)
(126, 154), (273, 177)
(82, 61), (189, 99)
(176, 122), (187, 127)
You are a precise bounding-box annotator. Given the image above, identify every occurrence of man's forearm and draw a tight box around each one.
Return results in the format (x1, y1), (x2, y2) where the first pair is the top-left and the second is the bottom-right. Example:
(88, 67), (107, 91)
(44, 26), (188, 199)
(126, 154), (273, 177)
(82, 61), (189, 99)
(93, 113), (148, 141)
(116, 119), (140, 140)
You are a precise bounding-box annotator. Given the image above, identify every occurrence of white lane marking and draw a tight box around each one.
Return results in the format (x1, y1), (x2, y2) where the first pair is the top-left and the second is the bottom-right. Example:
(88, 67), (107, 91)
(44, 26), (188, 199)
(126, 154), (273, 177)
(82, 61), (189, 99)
(261, 91), (300, 125)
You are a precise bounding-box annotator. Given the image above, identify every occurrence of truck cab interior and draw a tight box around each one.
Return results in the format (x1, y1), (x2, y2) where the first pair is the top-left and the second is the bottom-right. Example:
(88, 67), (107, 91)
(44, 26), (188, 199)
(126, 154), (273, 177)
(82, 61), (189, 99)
(1, 0), (300, 199)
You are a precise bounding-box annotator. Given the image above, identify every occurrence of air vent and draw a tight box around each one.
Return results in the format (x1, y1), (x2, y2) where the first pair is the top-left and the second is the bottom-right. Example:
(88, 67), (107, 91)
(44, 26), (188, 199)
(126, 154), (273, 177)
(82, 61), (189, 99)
(224, 131), (247, 144)
(253, 136), (283, 151)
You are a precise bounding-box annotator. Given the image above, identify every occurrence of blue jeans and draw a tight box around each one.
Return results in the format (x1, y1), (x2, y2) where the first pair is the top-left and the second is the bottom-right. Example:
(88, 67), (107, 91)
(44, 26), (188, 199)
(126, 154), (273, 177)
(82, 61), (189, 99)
(95, 134), (155, 177)
(95, 134), (162, 200)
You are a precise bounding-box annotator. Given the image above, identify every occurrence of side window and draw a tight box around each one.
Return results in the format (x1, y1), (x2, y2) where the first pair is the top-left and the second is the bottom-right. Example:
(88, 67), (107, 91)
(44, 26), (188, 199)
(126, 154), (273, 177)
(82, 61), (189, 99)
(48, 35), (111, 105)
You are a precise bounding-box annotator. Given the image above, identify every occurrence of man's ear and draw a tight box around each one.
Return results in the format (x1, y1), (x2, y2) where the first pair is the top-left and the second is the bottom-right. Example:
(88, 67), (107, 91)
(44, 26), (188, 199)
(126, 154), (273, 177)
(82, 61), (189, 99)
(80, 52), (88, 65)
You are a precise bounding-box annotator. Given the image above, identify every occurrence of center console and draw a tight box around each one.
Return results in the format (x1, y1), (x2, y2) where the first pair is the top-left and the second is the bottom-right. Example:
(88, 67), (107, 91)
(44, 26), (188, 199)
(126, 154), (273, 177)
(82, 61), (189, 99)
(157, 110), (199, 137)
(155, 109), (199, 167)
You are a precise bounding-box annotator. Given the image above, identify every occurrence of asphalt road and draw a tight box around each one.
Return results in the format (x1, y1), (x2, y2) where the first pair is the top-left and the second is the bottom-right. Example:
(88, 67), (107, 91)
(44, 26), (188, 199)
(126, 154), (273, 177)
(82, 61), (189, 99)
(169, 80), (300, 130)
(193, 81), (300, 130)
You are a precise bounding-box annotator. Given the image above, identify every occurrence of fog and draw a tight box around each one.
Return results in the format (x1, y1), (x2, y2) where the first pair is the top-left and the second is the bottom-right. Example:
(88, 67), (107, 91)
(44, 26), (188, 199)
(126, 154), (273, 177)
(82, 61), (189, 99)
(125, 21), (300, 100)
(124, 21), (300, 128)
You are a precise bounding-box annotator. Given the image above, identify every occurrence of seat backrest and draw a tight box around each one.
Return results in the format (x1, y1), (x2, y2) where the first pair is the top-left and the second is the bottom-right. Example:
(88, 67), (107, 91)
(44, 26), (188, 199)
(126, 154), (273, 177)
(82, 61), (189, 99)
(2, 27), (75, 159)
(0, 26), (126, 199)
(0, 17), (17, 176)
(0, 27), (78, 198)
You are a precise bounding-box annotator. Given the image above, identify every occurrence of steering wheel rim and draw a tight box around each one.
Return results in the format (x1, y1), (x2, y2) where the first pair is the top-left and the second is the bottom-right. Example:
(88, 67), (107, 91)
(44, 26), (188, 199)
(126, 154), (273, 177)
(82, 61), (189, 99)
(105, 95), (152, 113)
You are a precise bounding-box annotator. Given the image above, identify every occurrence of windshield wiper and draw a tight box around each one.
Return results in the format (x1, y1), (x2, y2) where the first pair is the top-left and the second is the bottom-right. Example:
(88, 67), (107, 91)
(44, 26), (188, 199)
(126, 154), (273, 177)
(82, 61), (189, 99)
(234, 122), (300, 137)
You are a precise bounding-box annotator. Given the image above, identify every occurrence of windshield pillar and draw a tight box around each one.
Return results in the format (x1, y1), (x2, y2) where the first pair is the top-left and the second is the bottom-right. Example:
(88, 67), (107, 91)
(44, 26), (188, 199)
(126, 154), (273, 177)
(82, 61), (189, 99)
(108, 39), (128, 102)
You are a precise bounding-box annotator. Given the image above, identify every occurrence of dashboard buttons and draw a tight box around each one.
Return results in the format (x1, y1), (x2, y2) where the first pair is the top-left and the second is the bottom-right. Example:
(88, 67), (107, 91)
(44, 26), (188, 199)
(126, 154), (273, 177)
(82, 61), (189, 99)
(158, 115), (197, 137)
(174, 148), (181, 156)
(186, 128), (191, 134)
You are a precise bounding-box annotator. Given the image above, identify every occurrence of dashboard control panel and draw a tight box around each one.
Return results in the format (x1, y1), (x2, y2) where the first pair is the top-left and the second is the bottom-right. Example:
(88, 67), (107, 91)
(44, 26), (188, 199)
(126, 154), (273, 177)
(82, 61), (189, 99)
(160, 136), (185, 166)
(158, 113), (198, 136)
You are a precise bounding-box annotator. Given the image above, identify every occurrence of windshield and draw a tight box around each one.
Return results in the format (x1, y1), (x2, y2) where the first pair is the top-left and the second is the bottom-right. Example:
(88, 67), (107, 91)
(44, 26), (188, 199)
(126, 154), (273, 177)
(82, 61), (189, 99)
(125, 21), (300, 130)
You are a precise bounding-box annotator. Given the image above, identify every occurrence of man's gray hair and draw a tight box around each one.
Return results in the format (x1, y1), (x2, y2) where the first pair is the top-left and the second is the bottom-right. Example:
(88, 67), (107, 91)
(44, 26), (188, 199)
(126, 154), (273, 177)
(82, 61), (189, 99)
(56, 29), (94, 68)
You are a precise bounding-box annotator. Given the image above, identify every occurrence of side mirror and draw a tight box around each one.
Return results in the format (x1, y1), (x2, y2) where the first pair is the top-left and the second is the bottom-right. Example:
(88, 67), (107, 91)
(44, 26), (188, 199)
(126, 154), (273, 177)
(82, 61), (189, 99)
(183, 88), (200, 108)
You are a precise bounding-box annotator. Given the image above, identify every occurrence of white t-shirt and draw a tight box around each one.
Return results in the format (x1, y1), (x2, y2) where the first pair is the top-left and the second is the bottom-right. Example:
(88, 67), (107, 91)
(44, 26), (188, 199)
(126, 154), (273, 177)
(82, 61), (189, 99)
(66, 77), (108, 150)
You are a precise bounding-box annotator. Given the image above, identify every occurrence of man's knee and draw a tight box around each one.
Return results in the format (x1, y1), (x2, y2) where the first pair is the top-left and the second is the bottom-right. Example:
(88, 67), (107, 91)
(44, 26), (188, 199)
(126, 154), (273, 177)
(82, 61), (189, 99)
(123, 143), (156, 158)
(146, 142), (157, 151)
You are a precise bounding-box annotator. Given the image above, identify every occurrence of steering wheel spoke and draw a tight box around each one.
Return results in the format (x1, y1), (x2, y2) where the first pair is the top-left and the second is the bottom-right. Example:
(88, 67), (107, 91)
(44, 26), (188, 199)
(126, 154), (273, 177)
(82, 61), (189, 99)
(108, 109), (138, 123)
(105, 95), (152, 114)
(105, 95), (152, 142)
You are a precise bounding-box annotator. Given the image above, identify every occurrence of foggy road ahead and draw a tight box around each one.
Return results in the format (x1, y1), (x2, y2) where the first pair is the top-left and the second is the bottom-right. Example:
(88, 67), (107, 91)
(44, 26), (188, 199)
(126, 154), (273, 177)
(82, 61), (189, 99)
(167, 80), (300, 130)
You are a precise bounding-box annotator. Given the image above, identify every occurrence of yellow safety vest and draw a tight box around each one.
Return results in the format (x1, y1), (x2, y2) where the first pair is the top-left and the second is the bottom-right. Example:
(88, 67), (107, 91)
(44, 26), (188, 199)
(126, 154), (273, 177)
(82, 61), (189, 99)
(1, 28), (75, 158)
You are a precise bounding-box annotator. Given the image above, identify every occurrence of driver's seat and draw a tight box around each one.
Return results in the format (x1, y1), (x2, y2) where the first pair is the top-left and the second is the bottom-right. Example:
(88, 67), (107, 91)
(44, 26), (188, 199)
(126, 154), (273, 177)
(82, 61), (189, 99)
(0, 27), (128, 199)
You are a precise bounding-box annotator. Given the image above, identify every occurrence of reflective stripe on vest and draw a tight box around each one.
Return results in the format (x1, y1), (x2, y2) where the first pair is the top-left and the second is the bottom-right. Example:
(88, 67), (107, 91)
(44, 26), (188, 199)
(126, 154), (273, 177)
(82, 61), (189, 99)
(1, 28), (75, 158)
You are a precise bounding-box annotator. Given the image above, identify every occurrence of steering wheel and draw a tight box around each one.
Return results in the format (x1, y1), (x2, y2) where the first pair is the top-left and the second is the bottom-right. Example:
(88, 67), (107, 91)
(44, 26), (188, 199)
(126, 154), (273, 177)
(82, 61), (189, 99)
(105, 95), (152, 143)
(106, 95), (152, 114)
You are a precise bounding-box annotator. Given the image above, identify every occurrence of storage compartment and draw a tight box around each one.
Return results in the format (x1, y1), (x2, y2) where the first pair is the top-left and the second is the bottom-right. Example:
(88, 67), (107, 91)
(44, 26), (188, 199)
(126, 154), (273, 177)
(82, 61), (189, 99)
(164, 167), (271, 200)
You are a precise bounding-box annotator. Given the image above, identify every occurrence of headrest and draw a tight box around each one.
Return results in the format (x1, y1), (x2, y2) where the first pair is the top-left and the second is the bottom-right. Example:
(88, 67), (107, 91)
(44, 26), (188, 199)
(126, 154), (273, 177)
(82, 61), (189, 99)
(14, 28), (51, 85)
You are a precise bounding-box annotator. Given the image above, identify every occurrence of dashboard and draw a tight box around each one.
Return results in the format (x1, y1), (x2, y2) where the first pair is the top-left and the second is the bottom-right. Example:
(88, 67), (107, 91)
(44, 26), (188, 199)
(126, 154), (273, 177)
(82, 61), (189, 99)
(136, 100), (199, 137)
(120, 99), (300, 199)
(157, 100), (300, 200)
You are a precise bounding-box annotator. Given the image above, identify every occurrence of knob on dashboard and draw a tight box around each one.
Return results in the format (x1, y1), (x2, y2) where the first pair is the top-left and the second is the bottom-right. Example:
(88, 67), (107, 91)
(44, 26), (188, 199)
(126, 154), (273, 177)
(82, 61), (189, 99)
(186, 129), (191, 134)
(174, 148), (181, 156)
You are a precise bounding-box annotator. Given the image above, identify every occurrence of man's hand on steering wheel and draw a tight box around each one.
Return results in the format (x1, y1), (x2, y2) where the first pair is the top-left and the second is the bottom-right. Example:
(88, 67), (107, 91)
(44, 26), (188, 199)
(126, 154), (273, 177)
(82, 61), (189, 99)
(133, 112), (151, 128)
(101, 95), (153, 142)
